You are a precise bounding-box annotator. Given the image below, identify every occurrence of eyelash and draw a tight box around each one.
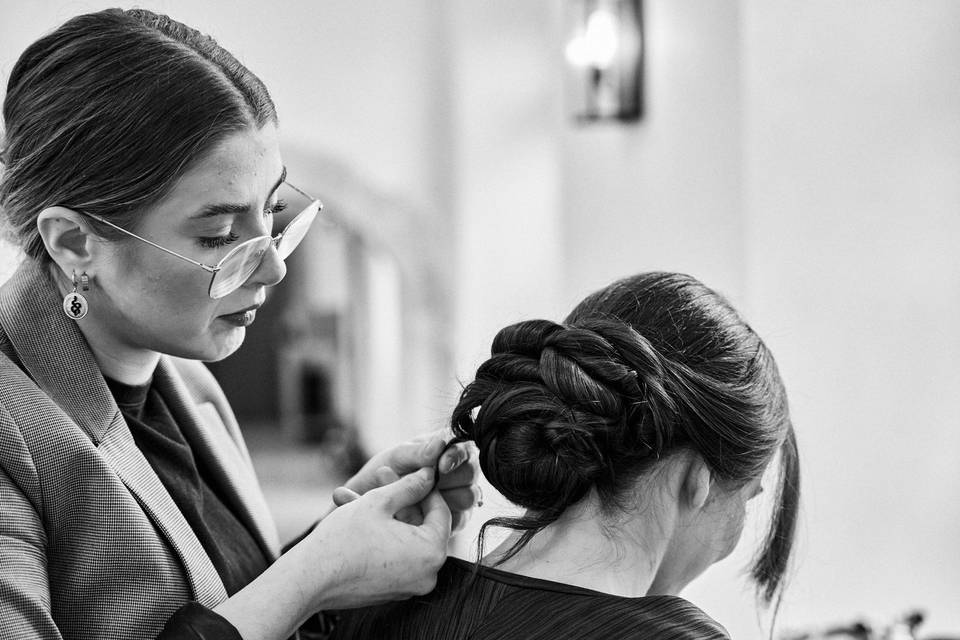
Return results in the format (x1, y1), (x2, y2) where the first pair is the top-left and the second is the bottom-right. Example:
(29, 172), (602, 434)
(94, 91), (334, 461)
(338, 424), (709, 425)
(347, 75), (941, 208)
(199, 231), (239, 249)
(198, 199), (289, 248)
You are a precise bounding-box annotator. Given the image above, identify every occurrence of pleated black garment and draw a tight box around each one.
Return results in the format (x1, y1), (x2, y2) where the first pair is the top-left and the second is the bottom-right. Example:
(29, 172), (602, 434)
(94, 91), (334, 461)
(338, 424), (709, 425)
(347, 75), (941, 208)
(330, 557), (731, 640)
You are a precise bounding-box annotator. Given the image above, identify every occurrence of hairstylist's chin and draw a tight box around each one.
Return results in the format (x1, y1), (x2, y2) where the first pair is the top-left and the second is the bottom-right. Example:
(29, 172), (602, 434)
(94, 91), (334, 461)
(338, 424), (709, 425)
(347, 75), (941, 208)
(193, 323), (247, 362)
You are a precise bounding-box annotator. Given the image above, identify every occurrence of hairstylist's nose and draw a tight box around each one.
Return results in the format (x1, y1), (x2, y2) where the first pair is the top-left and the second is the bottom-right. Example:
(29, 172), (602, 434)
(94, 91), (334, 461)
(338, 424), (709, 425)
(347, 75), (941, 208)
(248, 244), (286, 288)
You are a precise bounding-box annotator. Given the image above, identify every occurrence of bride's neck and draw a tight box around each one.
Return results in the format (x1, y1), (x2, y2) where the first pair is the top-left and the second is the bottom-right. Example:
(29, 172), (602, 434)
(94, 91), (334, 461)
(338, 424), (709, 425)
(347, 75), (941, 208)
(482, 493), (680, 598)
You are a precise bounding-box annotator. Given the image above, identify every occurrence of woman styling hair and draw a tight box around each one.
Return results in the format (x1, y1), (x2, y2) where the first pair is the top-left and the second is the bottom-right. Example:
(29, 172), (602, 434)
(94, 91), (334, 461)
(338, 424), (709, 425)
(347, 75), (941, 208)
(0, 9), (477, 640)
(333, 272), (800, 639)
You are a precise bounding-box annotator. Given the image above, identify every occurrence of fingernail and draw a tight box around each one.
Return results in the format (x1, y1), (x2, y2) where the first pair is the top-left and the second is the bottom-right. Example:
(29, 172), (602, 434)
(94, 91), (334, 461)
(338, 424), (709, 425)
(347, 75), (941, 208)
(450, 450), (468, 472)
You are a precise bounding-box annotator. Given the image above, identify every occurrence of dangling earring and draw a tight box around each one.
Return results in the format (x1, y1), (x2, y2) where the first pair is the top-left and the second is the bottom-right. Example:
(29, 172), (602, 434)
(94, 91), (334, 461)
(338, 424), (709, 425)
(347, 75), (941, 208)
(62, 270), (90, 320)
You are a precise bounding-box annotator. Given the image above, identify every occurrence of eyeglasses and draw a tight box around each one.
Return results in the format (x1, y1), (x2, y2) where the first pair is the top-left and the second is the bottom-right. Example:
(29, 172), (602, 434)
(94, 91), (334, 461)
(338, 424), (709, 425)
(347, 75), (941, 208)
(77, 181), (322, 299)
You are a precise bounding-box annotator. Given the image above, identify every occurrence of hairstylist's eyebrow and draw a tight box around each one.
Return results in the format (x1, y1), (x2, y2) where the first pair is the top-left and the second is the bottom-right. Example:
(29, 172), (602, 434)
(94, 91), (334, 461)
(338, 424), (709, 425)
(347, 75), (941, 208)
(191, 202), (250, 219)
(190, 166), (288, 219)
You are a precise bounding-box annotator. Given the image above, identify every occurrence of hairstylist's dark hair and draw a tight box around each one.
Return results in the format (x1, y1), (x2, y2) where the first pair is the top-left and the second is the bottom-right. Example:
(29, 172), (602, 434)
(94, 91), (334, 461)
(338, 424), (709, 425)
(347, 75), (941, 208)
(451, 272), (799, 605)
(0, 8), (276, 262)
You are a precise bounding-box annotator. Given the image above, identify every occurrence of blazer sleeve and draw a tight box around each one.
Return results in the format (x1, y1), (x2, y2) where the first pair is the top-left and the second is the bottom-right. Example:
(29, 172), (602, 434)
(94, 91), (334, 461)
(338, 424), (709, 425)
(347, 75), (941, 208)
(0, 395), (248, 640)
(0, 458), (61, 639)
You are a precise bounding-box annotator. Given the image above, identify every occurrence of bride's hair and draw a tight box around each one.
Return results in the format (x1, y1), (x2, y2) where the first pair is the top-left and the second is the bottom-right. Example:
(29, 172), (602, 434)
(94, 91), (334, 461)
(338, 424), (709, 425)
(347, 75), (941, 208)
(452, 272), (799, 604)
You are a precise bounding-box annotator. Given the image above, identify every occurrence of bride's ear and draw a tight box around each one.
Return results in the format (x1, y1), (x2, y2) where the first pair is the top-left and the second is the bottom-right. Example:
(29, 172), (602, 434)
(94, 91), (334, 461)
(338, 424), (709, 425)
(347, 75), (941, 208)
(36, 206), (98, 277)
(678, 453), (712, 512)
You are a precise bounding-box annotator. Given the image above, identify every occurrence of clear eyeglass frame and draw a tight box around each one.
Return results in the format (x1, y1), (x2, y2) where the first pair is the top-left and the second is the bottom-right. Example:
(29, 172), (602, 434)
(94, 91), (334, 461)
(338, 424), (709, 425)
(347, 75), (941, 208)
(76, 181), (323, 299)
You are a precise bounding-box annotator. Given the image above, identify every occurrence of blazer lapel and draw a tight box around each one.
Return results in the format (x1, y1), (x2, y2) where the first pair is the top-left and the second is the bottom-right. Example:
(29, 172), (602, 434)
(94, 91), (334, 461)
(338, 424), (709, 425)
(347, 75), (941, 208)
(154, 358), (281, 558)
(0, 261), (228, 607)
(97, 422), (228, 607)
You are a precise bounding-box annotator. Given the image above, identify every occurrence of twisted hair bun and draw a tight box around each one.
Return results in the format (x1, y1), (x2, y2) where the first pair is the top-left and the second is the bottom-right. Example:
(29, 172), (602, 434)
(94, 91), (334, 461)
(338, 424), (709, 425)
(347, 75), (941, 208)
(456, 272), (798, 605)
(452, 318), (677, 513)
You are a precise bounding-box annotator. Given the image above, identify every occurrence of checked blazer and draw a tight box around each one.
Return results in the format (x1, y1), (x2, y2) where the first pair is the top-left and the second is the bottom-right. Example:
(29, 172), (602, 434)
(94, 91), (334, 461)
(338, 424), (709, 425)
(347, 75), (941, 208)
(0, 259), (281, 639)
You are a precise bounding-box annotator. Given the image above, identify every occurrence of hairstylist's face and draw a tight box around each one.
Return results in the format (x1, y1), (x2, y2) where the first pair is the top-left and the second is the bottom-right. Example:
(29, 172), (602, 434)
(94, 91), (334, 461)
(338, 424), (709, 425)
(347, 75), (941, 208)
(89, 123), (286, 362)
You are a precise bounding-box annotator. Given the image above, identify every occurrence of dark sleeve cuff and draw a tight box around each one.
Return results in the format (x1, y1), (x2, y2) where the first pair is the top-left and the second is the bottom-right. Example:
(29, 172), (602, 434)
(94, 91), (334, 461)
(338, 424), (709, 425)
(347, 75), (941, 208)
(156, 601), (242, 640)
(296, 610), (340, 639)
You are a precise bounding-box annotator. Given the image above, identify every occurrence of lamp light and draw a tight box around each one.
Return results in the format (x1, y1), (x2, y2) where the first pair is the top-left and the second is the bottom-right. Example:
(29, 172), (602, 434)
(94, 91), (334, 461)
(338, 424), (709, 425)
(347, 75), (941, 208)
(565, 0), (643, 122)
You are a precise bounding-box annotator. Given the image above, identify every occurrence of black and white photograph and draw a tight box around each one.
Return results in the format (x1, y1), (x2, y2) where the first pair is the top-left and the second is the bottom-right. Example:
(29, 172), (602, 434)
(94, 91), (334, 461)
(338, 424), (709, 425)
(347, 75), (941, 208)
(0, 2), (957, 639)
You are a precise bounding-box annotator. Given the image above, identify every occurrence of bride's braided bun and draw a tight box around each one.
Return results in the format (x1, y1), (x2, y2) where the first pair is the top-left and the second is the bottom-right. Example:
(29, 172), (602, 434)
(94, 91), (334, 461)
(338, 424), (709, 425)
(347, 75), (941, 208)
(453, 318), (675, 512)
(452, 272), (799, 605)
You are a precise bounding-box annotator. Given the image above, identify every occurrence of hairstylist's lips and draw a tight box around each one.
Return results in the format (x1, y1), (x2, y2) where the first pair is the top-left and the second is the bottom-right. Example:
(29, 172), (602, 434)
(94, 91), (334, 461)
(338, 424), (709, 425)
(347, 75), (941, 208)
(218, 303), (261, 327)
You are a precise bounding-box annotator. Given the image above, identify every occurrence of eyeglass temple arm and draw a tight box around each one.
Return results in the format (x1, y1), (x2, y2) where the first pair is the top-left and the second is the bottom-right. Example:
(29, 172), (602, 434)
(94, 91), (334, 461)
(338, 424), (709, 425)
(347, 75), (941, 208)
(79, 211), (219, 273)
(284, 180), (320, 204)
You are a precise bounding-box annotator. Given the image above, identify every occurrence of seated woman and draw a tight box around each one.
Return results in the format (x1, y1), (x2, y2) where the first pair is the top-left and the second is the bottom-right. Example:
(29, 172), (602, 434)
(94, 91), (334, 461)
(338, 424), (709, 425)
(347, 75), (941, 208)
(331, 272), (800, 639)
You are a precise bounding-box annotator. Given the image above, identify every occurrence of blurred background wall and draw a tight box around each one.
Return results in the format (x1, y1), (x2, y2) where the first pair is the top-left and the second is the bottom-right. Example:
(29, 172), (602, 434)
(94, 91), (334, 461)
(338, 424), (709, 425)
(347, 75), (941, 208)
(1, 1), (958, 637)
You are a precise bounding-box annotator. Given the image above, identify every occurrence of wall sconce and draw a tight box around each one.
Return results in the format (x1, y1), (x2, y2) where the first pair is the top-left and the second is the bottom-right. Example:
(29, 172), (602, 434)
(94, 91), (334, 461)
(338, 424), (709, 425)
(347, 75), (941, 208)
(565, 0), (644, 122)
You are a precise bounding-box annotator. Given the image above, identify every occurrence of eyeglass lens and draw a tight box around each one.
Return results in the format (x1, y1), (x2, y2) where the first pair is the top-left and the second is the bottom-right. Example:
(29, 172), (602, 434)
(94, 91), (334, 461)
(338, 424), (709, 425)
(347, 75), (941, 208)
(208, 236), (272, 299)
(208, 200), (321, 299)
(276, 200), (321, 259)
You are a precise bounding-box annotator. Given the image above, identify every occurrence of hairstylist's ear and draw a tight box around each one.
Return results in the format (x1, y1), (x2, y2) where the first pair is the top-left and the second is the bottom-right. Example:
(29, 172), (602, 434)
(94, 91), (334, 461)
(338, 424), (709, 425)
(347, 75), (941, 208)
(679, 454), (712, 512)
(37, 207), (97, 276)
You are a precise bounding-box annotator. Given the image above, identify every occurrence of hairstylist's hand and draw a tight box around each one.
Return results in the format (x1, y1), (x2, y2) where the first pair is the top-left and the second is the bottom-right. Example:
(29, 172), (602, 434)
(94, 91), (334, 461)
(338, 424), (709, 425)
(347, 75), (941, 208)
(332, 433), (480, 531)
(214, 467), (450, 638)
(306, 467), (451, 610)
